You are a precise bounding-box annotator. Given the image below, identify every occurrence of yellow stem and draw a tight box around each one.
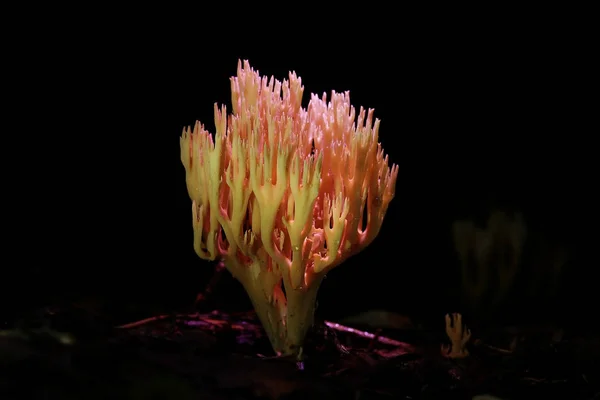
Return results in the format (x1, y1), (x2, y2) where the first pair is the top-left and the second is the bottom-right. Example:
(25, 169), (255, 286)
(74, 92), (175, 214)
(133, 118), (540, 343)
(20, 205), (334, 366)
(231, 258), (322, 357)
(281, 275), (322, 356)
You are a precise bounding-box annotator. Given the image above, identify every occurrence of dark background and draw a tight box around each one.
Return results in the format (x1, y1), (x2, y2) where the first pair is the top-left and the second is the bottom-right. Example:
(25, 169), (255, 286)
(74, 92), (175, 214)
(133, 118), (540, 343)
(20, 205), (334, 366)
(8, 24), (595, 330)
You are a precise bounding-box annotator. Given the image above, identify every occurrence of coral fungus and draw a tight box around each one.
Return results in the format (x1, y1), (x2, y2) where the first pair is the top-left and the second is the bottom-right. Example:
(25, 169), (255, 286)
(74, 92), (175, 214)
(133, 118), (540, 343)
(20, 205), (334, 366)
(180, 60), (398, 356)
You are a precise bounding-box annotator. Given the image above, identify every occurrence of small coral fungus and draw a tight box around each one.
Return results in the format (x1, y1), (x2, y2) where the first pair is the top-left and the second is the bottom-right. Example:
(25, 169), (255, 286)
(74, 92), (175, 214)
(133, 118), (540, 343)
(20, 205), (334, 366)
(180, 60), (398, 356)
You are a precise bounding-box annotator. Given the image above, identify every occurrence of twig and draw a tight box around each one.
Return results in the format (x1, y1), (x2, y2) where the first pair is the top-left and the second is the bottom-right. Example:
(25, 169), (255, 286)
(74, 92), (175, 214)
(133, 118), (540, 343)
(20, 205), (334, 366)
(195, 260), (226, 306)
(115, 315), (172, 329)
(476, 341), (513, 355)
(115, 314), (247, 331)
(324, 321), (415, 352)
(115, 314), (416, 354)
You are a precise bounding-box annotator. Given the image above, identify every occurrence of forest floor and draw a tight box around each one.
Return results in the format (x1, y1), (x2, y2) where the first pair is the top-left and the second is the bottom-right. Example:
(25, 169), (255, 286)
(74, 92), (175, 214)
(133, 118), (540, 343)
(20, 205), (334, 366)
(1, 299), (599, 399)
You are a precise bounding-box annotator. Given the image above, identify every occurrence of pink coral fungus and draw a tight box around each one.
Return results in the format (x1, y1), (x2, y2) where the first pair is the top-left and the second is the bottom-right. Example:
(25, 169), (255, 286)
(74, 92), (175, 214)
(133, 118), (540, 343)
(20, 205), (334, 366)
(181, 60), (398, 356)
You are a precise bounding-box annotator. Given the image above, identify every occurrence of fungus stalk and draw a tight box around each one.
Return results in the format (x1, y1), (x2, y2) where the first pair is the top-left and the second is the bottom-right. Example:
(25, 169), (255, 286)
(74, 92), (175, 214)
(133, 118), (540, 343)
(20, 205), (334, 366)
(180, 60), (398, 356)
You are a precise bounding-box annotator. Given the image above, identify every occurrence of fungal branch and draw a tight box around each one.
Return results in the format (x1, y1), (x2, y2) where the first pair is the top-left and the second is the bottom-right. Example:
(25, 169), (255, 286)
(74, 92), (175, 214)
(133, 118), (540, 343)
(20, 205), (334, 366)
(180, 60), (398, 356)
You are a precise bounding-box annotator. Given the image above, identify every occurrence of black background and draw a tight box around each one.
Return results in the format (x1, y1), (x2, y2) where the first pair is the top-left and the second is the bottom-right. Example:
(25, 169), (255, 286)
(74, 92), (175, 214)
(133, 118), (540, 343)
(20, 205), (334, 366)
(7, 18), (595, 330)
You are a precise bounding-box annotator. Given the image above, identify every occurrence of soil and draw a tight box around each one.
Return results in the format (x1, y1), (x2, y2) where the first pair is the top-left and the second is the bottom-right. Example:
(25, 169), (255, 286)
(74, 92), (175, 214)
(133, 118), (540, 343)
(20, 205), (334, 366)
(1, 302), (599, 400)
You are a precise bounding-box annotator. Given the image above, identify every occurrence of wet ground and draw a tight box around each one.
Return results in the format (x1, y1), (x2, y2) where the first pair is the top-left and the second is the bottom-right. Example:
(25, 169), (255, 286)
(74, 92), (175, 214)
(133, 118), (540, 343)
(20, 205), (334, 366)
(1, 302), (599, 400)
